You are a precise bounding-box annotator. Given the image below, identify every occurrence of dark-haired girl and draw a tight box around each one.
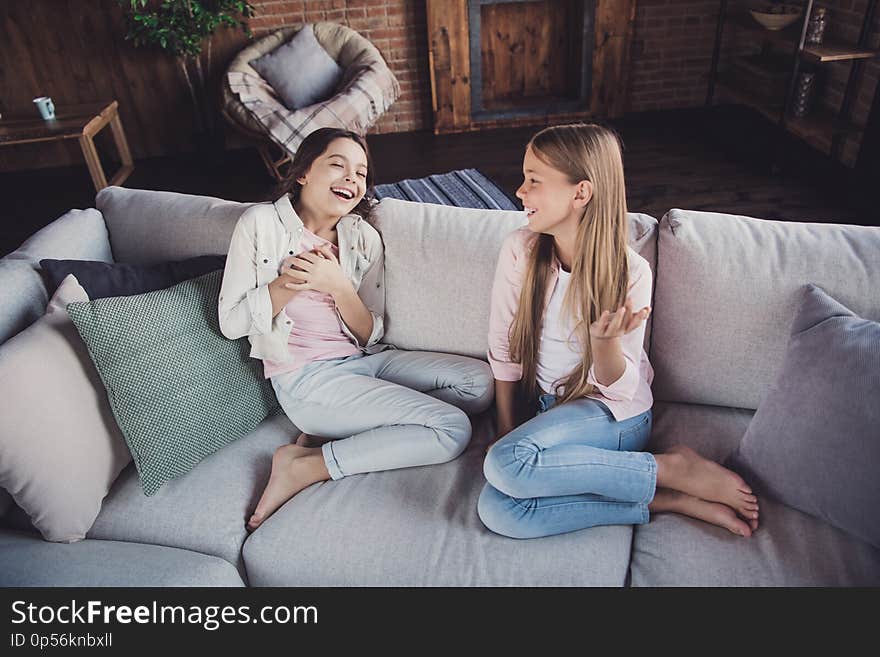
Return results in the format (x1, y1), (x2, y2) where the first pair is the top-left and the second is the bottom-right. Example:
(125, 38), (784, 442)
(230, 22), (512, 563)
(219, 128), (493, 531)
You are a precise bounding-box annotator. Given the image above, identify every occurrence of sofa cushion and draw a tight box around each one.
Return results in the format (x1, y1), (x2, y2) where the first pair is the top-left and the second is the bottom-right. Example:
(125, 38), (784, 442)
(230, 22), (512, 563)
(67, 270), (279, 496)
(632, 399), (880, 585)
(96, 186), (253, 265)
(0, 275), (130, 542)
(0, 530), (245, 587)
(40, 255), (227, 299)
(0, 207), (113, 345)
(650, 210), (880, 410)
(0, 258), (48, 344)
(730, 284), (880, 548)
(87, 413), (296, 574)
(243, 412), (634, 586)
(7, 208), (112, 264)
(371, 199), (658, 360)
(251, 25), (343, 110)
(630, 496), (880, 586)
(0, 489), (11, 518)
(647, 401), (754, 464)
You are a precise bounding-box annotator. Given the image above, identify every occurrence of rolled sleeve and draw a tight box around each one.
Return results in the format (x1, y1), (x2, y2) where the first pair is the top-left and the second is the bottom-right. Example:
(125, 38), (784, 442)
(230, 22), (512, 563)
(587, 358), (639, 401)
(244, 284), (274, 336)
(218, 210), (273, 340)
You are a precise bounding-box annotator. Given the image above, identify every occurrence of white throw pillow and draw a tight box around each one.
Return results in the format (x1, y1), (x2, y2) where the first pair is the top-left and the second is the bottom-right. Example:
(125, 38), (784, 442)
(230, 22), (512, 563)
(0, 275), (131, 542)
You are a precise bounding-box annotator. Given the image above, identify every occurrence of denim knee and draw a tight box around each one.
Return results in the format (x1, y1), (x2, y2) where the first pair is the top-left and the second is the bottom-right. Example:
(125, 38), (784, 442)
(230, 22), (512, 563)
(477, 483), (534, 539)
(482, 437), (538, 499)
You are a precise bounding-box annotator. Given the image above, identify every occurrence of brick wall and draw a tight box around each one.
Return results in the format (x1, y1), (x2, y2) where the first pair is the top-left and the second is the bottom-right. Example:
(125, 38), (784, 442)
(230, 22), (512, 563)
(628, 0), (724, 112)
(249, 0), (431, 133)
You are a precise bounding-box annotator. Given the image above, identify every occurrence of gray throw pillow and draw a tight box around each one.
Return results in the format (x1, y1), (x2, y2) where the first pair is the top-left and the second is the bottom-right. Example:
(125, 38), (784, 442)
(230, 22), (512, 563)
(251, 25), (343, 110)
(729, 284), (880, 548)
(66, 270), (280, 496)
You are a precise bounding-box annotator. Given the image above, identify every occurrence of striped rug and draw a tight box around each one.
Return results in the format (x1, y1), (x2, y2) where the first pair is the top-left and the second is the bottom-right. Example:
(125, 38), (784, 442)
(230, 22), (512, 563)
(373, 168), (518, 210)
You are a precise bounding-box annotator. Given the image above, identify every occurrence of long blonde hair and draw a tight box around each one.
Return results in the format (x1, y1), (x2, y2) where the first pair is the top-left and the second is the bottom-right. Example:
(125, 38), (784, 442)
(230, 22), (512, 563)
(509, 123), (629, 407)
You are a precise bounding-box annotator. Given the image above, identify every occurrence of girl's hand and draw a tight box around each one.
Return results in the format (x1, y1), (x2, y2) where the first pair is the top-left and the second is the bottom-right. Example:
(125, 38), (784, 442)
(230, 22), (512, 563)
(282, 245), (350, 298)
(590, 299), (651, 340)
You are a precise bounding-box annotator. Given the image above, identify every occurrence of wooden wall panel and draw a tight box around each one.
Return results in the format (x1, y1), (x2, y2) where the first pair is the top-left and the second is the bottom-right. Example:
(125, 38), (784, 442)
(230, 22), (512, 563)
(0, 0), (248, 173)
(427, 0), (471, 133)
(427, 0), (638, 134)
(481, 0), (582, 108)
(591, 0), (637, 117)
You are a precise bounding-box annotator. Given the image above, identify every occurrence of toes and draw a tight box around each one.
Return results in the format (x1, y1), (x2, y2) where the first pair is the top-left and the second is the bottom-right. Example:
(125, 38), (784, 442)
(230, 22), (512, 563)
(749, 518), (759, 532)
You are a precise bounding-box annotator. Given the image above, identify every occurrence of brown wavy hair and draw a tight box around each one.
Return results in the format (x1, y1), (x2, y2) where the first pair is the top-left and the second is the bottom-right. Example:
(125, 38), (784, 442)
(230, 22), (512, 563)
(509, 123), (630, 406)
(282, 127), (376, 219)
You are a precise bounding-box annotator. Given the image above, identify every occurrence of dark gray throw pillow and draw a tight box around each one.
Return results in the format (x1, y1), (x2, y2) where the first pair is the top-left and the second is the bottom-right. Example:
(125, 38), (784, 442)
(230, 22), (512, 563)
(250, 25), (343, 110)
(40, 255), (226, 300)
(729, 284), (880, 548)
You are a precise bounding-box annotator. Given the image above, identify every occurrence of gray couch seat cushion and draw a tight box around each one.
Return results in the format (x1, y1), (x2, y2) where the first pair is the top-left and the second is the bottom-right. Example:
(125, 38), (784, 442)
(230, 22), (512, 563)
(0, 530), (245, 587)
(650, 209), (880, 410)
(630, 496), (880, 586)
(633, 401), (880, 585)
(96, 186), (254, 265)
(87, 414), (297, 574)
(243, 413), (634, 586)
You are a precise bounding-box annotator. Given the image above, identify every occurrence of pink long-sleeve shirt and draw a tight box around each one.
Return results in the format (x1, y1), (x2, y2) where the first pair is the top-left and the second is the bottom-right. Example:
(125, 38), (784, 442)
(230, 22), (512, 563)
(487, 227), (654, 421)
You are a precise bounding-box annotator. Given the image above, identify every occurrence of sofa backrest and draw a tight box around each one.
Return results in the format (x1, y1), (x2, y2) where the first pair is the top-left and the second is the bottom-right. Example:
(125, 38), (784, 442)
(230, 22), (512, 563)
(371, 198), (658, 359)
(96, 186), (255, 265)
(650, 209), (880, 410)
(2, 187), (660, 364)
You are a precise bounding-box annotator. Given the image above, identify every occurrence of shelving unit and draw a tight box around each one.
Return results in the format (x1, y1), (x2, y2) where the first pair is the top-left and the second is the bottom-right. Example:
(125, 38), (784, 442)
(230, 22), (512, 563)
(707, 0), (879, 163)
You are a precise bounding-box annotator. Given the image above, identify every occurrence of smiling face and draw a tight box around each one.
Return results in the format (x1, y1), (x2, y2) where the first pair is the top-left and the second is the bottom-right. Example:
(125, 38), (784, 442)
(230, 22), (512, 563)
(296, 137), (369, 221)
(515, 145), (592, 237)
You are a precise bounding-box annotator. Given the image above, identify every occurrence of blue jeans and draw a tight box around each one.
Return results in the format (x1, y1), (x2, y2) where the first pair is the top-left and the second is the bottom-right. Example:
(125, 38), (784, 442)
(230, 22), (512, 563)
(271, 350), (494, 480)
(478, 394), (655, 539)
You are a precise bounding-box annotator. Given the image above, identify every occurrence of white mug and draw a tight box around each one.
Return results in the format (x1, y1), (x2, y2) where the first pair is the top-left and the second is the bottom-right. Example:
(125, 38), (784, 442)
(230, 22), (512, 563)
(33, 96), (55, 120)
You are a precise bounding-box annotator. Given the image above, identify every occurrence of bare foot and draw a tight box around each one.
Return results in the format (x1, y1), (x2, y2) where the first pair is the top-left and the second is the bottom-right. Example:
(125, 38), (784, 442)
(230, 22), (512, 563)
(655, 445), (759, 521)
(294, 432), (328, 448)
(650, 488), (753, 537)
(246, 444), (329, 532)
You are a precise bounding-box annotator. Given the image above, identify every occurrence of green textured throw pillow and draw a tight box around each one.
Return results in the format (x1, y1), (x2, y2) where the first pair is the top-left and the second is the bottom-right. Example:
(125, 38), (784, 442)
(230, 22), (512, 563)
(67, 269), (279, 496)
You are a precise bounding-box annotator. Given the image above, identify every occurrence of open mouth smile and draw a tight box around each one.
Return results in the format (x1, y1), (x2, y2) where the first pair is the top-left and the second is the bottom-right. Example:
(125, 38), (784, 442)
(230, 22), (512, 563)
(331, 187), (355, 201)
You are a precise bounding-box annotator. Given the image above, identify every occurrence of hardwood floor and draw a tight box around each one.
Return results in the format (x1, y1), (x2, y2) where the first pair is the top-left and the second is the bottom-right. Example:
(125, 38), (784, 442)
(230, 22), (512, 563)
(0, 105), (872, 258)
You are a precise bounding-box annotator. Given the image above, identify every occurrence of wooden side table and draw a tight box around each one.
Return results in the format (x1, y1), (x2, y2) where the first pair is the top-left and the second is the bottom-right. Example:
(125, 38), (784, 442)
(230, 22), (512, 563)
(0, 100), (134, 191)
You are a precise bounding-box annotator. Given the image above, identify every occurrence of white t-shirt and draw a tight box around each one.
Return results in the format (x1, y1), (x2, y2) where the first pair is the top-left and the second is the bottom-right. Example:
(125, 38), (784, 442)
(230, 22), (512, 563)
(536, 269), (583, 395)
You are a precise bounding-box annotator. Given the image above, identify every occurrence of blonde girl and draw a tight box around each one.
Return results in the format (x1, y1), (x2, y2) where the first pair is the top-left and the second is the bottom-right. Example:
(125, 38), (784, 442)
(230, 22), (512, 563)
(219, 128), (492, 531)
(478, 123), (760, 539)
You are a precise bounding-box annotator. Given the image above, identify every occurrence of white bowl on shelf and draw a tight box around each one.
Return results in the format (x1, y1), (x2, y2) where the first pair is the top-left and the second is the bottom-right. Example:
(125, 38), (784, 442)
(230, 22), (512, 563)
(749, 4), (803, 31)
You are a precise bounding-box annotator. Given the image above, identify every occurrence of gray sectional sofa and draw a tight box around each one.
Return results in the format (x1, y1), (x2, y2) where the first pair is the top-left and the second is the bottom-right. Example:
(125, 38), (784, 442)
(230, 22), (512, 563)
(1, 186), (878, 587)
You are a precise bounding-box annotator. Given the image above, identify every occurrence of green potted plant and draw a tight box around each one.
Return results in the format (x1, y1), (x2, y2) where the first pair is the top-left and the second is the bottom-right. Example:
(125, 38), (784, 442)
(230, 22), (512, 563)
(117, 0), (256, 147)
